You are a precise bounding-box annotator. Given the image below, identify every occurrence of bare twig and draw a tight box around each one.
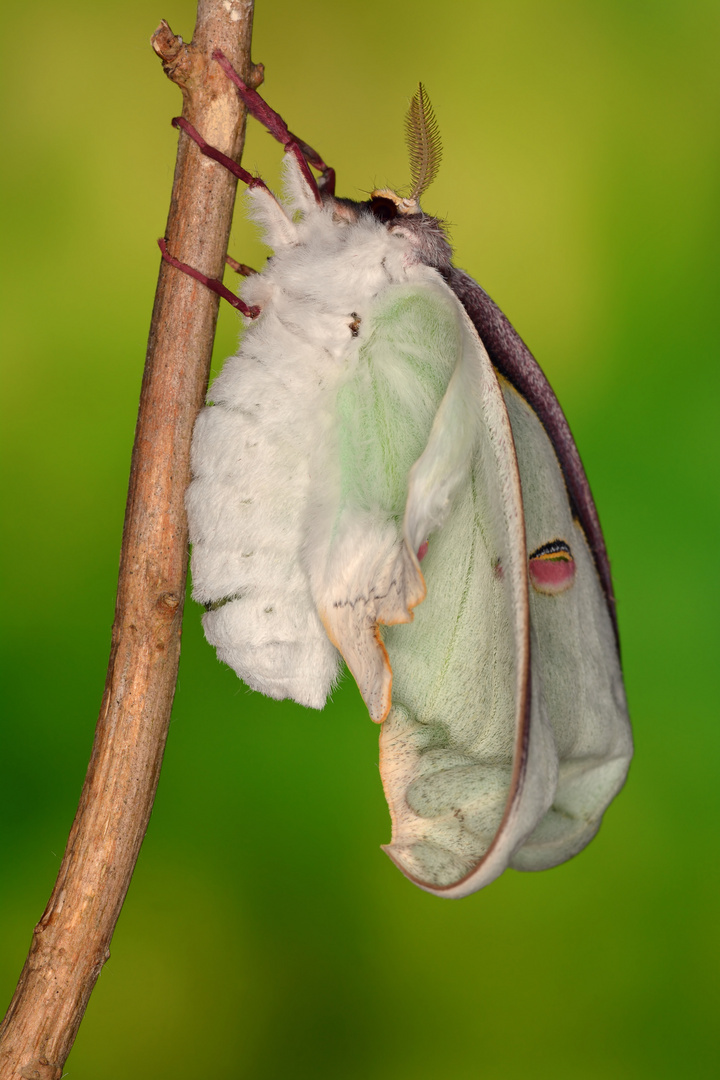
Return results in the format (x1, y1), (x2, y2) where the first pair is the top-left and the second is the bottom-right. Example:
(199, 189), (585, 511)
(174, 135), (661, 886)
(0, 2), (259, 1076)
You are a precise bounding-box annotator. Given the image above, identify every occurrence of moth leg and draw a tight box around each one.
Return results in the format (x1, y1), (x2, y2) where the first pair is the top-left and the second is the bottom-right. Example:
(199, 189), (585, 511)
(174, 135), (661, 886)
(157, 239), (260, 318)
(225, 256), (257, 276)
(171, 116), (271, 192)
(162, 110), (296, 309)
(172, 115), (299, 244)
(213, 48), (336, 198)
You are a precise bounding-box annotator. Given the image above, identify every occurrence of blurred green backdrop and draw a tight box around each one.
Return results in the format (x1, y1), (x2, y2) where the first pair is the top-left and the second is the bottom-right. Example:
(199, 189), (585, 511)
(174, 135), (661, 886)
(1, 1), (718, 1077)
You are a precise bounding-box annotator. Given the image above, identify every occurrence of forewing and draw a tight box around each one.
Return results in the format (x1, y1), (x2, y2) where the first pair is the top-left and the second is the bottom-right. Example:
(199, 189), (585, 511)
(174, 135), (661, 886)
(310, 278), (464, 721)
(379, 297), (560, 898)
(446, 268), (619, 640)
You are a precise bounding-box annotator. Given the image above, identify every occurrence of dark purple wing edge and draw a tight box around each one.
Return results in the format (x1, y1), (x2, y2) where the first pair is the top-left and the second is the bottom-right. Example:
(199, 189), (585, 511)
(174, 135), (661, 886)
(444, 266), (619, 648)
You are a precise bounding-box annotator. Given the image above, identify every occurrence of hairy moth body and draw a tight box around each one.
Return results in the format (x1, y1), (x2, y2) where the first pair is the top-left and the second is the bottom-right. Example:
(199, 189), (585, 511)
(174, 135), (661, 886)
(183, 77), (632, 897)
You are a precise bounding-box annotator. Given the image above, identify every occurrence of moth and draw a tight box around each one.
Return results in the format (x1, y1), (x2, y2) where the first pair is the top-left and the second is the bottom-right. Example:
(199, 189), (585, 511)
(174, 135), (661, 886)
(168, 54), (633, 898)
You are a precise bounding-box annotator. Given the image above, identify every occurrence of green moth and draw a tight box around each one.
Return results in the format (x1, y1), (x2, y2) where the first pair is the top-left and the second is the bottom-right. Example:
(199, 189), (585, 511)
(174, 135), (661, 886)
(171, 62), (633, 897)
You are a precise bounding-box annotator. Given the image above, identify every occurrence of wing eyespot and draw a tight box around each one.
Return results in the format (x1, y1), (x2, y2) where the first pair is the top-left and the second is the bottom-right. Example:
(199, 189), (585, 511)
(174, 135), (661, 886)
(529, 539), (576, 595)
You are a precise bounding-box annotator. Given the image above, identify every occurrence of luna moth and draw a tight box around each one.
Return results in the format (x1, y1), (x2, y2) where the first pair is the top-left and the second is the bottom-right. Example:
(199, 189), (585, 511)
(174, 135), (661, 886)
(167, 55), (633, 898)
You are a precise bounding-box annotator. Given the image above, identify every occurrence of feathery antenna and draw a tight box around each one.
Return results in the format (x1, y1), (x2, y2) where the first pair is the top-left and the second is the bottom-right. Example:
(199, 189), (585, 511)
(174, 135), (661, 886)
(405, 83), (442, 201)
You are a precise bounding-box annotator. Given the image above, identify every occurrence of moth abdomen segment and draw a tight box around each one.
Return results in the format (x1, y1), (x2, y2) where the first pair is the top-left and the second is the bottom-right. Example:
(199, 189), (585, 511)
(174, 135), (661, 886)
(203, 593), (243, 613)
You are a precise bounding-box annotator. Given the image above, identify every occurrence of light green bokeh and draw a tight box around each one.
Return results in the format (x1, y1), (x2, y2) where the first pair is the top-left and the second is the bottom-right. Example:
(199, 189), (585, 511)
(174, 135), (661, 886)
(1, 1), (718, 1077)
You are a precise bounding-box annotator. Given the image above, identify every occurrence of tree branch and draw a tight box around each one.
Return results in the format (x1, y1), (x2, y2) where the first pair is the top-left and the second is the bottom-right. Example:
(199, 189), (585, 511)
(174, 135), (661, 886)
(0, 3), (259, 1076)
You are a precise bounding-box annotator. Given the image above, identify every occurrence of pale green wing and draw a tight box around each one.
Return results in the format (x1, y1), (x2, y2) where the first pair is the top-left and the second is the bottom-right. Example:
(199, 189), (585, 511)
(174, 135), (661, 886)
(313, 278), (463, 721)
(379, 301), (560, 897)
(315, 277), (629, 898)
(500, 381), (632, 871)
(379, 316), (631, 896)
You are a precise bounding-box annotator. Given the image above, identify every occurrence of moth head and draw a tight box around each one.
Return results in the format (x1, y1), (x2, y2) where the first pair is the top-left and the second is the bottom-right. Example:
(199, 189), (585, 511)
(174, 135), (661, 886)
(360, 85), (452, 270)
(367, 83), (442, 216)
(364, 190), (454, 273)
(369, 188), (422, 218)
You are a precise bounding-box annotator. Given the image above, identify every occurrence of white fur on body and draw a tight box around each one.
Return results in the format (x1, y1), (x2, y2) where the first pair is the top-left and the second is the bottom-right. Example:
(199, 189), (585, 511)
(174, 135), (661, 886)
(187, 160), (448, 709)
(187, 157), (631, 897)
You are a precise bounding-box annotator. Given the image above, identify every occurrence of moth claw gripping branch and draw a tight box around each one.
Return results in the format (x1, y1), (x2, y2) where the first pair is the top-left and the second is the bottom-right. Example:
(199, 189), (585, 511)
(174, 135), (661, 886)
(159, 49), (336, 308)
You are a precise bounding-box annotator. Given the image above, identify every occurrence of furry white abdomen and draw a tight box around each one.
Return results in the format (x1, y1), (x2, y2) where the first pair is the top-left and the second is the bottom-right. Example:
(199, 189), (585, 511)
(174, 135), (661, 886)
(186, 303), (354, 708)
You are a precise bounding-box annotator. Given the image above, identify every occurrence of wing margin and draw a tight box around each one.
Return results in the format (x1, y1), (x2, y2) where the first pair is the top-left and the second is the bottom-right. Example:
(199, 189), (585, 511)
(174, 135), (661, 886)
(444, 267), (619, 646)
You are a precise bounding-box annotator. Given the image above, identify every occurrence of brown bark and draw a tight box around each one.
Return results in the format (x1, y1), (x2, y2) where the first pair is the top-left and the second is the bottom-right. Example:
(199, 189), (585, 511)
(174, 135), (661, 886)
(0, 3), (260, 1076)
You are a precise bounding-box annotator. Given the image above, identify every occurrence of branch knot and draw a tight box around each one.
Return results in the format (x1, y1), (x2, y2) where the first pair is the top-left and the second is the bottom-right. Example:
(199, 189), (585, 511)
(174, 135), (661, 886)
(151, 20), (195, 86)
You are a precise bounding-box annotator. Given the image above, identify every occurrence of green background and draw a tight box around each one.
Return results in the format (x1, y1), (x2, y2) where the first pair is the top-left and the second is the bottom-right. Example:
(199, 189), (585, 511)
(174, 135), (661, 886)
(1, 1), (718, 1076)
